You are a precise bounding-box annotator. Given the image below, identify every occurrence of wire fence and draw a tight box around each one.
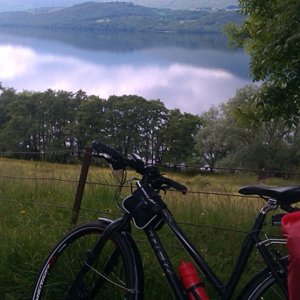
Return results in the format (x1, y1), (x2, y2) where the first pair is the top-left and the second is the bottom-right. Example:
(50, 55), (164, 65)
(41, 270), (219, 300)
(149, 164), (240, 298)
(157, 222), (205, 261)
(0, 150), (288, 260)
(0, 159), (273, 230)
(1, 149), (300, 177)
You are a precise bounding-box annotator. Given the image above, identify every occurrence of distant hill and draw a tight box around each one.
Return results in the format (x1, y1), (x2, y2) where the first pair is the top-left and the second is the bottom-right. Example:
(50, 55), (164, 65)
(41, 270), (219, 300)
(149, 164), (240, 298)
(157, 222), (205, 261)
(0, 2), (243, 33)
(0, 0), (239, 12)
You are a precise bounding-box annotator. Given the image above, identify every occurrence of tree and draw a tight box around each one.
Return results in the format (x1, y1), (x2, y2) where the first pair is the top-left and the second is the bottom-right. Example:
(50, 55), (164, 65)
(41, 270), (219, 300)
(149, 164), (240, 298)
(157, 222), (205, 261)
(74, 94), (106, 148)
(0, 88), (82, 154)
(195, 85), (299, 172)
(195, 107), (228, 171)
(227, 0), (300, 122)
(0, 87), (16, 149)
(0, 90), (39, 152)
(137, 99), (168, 164)
(103, 95), (148, 156)
(220, 86), (293, 171)
(34, 89), (80, 152)
(162, 109), (202, 164)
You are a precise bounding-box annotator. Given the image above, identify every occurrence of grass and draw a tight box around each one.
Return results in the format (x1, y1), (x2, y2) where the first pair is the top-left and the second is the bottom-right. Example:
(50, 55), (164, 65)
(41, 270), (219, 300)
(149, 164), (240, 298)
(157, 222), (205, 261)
(0, 158), (296, 299)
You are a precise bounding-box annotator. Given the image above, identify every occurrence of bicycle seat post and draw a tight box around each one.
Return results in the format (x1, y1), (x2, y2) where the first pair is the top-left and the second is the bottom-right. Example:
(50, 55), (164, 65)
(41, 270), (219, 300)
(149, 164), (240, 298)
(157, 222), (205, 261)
(260, 197), (279, 215)
(252, 198), (279, 236)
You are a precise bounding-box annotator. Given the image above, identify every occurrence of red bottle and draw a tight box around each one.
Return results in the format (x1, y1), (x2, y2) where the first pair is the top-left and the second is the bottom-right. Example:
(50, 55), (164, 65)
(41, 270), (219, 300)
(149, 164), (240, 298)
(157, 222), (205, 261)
(178, 261), (210, 300)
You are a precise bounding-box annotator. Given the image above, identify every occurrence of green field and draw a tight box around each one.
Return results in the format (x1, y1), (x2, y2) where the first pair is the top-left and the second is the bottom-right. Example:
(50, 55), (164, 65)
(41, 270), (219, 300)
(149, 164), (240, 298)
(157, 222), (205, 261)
(0, 158), (295, 299)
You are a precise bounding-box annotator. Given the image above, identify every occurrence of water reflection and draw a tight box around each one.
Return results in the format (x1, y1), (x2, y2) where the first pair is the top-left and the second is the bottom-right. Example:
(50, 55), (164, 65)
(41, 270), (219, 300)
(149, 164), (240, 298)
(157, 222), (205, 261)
(0, 28), (250, 114)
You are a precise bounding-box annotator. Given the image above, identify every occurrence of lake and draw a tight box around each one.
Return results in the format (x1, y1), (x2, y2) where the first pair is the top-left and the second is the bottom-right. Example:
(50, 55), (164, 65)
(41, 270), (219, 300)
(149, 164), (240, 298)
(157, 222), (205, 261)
(0, 27), (250, 115)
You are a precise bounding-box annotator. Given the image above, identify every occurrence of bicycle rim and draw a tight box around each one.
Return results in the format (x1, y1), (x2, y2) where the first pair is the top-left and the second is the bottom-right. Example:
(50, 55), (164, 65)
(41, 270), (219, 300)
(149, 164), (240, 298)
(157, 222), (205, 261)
(246, 273), (287, 299)
(241, 257), (288, 300)
(32, 222), (140, 299)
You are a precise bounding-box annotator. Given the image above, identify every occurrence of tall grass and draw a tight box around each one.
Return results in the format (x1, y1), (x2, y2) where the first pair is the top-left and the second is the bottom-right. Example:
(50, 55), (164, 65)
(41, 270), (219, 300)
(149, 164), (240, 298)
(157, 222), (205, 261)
(0, 158), (296, 299)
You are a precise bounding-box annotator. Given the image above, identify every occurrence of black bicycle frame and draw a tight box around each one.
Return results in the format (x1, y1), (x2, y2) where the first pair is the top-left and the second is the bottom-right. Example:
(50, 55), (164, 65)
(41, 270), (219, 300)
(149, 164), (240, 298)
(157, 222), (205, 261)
(144, 202), (287, 300)
(69, 192), (287, 299)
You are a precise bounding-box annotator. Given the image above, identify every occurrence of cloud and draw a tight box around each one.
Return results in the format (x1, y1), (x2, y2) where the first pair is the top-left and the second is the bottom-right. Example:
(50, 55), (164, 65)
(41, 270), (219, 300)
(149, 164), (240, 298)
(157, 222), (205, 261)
(0, 45), (36, 79)
(1, 45), (249, 114)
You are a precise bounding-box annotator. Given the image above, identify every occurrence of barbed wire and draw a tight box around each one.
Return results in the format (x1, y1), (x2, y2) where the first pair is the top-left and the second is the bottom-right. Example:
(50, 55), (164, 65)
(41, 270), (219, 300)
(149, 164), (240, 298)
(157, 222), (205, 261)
(0, 174), (78, 184)
(0, 150), (77, 155)
(0, 173), (262, 200)
(0, 150), (299, 176)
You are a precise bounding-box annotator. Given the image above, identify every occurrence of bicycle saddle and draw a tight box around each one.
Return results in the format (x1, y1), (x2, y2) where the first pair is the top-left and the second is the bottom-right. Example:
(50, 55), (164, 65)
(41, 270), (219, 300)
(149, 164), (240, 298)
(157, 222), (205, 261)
(239, 185), (300, 206)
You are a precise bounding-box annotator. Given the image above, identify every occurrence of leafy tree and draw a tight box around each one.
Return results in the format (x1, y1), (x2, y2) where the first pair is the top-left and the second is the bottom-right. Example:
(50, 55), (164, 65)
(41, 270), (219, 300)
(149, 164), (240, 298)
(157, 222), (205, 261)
(0, 88), (81, 154)
(34, 89), (80, 151)
(226, 0), (300, 121)
(197, 86), (298, 172)
(72, 94), (106, 148)
(137, 99), (168, 164)
(0, 86), (17, 151)
(162, 109), (202, 164)
(103, 95), (148, 155)
(220, 86), (293, 170)
(195, 107), (228, 171)
(0, 91), (39, 152)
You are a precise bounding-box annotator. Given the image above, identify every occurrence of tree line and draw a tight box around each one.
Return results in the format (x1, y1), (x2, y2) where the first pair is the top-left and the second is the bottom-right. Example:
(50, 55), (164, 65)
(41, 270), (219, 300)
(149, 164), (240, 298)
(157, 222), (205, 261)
(0, 86), (201, 165)
(1, 84), (300, 174)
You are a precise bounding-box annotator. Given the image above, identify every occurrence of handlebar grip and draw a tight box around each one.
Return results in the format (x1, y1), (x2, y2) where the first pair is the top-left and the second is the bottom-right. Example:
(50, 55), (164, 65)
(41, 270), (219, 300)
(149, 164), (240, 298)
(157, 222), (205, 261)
(92, 140), (124, 160)
(162, 177), (187, 194)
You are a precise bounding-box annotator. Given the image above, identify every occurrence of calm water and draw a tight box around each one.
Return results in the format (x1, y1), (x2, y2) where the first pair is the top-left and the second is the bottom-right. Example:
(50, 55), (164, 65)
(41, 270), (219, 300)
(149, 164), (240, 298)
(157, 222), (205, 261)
(0, 27), (250, 114)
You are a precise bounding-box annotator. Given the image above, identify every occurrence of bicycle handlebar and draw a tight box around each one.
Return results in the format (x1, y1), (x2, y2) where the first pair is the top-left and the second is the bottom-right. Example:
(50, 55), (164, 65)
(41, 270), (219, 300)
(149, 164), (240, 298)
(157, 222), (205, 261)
(92, 140), (144, 172)
(92, 140), (123, 160)
(92, 140), (187, 194)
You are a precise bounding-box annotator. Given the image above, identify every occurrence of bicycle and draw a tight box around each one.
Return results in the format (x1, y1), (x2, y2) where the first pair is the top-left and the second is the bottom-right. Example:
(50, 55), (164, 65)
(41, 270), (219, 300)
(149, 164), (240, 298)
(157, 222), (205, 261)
(32, 140), (299, 299)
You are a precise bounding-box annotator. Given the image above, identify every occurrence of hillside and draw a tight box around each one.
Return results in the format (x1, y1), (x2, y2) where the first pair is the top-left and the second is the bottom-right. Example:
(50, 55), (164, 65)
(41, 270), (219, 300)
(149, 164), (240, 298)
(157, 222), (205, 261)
(0, 2), (243, 33)
(0, 0), (238, 12)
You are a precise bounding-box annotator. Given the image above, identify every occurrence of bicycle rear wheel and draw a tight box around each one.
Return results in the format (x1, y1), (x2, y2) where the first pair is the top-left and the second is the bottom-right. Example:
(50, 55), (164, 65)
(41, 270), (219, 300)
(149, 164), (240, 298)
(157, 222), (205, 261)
(239, 257), (288, 300)
(32, 220), (143, 299)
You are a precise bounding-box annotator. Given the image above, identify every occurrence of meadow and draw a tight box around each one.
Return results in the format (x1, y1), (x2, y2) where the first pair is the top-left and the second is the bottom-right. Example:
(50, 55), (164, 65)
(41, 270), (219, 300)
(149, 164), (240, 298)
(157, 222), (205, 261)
(0, 158), (296, 299)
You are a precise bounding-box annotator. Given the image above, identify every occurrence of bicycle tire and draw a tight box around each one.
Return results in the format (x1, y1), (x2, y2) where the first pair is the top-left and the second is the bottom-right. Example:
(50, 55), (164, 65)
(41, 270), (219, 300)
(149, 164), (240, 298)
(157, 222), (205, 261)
(32, 219), (144, 300)
(238, 257), (288, 300)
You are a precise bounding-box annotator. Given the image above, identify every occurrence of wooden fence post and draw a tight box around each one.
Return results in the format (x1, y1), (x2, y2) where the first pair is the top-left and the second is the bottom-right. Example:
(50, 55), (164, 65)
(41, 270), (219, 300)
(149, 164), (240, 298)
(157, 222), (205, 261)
(71, 146), (92, 225)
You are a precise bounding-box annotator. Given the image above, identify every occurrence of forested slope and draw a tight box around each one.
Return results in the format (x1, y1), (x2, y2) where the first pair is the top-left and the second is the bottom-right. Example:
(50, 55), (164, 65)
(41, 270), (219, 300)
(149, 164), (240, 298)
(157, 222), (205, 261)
(0, 2), (244, 33)
(0, 0), (238, 12)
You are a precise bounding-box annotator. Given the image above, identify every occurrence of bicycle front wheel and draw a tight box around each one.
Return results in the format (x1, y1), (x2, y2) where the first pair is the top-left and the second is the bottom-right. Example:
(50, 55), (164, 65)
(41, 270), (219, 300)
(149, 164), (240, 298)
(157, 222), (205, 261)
(240, 257), (288, 300)
(32, 220), (143, 300)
